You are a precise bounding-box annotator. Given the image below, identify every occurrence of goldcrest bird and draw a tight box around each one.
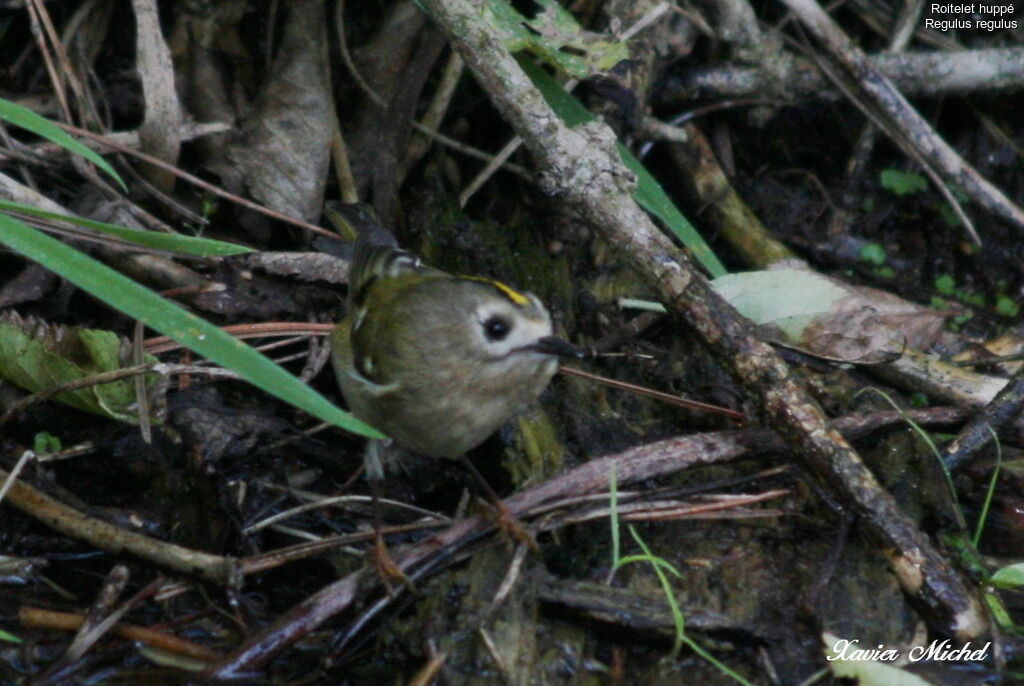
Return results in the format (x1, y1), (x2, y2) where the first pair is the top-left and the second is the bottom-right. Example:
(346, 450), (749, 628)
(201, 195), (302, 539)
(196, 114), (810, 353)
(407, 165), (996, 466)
(331, 240), (583, 475)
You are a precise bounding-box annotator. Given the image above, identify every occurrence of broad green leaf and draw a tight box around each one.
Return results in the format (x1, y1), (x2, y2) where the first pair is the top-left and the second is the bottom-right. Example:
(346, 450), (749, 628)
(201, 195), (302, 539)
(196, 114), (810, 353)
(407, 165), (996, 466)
(991, 563), (1024, 588)
(489, 0), (628, 79)
(0, 214), (383, 439)
(0, 314), (158, 424)
(711, 270), (949, 363)
(520, 58), (726, 277)
(0, 97), (125, 190)
(711, 269), (848, 341)
(0, 200), (252, 257)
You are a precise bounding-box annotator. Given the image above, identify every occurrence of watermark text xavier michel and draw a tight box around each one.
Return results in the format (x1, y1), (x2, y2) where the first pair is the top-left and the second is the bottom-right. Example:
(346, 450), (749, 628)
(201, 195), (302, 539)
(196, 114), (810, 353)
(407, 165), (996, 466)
(829, 638), (991, 663)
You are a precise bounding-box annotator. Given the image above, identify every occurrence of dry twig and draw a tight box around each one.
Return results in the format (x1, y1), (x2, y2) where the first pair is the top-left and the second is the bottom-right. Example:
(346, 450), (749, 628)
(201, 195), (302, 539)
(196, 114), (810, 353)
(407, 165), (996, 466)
(204, 407), (969, 677)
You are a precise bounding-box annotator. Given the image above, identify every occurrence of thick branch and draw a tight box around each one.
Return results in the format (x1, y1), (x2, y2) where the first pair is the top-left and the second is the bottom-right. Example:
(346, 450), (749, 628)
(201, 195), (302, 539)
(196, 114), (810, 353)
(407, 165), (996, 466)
(658, 48), (1024, 104)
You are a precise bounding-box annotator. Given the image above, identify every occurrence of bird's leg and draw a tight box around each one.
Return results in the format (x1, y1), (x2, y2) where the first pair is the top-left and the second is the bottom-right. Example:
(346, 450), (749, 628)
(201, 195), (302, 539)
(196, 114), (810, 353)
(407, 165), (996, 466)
(365, 440), (415, 593)
(458, 455), (537, 552)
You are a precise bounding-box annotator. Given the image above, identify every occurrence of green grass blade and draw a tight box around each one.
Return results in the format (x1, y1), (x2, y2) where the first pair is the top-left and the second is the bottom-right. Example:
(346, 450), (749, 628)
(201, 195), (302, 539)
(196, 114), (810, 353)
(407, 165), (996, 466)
(627, 526), (754, 685)
(982, 590), (1015, 628)
(0, 629), (22, 644)
(0, 214), (382, 439)
(615, 554), (684, 577)
(855, 387), (966, 531)
(627, 526), (686, 657)
(0, 200), (252, 257)
(972, 426), (1001, 548)
(0, 97), (125, 190)
(519, 58), (726, 277)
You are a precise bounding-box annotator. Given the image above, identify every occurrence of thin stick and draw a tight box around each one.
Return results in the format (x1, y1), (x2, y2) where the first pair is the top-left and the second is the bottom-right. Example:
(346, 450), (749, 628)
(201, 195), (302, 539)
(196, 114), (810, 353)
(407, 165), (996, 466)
(25, 0), (71, 122)
(144, 322), (336, 354)
(1, 466), (237, 583)
(402, 52), (466, 180)
(335, 0), (385, 108)
(19, 606), (223, 663)
(53, 122), (338, 239)
(560, 365), (745, 421)
(411, 121), (532, 180)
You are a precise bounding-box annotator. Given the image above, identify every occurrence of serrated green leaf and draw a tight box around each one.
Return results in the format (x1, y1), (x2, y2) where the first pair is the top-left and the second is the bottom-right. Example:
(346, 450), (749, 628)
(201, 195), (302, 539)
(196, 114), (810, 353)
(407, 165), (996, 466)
(0, 97), (125, 190)
(0, 200), (252, 257)
(520, 58), (725, 277)
(0, 314), (157, 423)
(0, 213), (383, 439)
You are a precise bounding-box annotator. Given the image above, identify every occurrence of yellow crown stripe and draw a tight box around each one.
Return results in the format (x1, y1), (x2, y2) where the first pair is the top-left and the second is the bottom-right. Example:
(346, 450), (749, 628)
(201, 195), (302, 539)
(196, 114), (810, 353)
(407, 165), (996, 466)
(461, 276), (530, 306)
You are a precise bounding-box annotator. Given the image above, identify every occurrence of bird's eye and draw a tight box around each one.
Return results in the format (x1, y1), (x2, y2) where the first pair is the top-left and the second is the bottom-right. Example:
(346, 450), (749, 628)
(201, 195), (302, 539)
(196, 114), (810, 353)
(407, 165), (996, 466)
(483, 316), (511, 342)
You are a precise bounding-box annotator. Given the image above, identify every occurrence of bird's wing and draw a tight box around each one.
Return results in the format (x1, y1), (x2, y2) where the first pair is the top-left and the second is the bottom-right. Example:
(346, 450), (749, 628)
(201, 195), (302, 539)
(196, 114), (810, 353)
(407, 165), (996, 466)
(329, 319), (400, 396)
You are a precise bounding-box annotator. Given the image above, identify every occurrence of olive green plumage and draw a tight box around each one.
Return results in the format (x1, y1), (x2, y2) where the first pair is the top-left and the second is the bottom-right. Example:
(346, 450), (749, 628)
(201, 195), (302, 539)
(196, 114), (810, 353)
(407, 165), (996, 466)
(331, 242), (580, 470)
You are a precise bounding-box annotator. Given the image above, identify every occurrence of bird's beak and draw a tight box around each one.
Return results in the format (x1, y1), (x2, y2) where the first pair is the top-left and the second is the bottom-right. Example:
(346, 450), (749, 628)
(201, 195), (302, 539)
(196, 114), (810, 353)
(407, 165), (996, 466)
(530, 336), (587, 359)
